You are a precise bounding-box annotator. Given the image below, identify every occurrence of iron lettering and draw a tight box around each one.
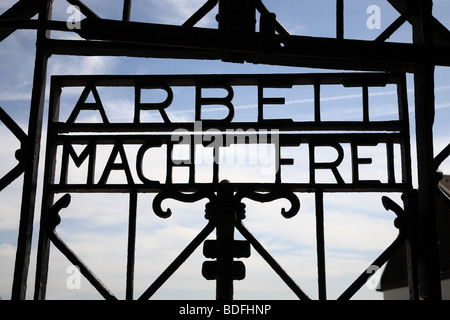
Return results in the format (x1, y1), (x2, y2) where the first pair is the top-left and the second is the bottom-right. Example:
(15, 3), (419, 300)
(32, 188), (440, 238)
(47, 73), (411, 192)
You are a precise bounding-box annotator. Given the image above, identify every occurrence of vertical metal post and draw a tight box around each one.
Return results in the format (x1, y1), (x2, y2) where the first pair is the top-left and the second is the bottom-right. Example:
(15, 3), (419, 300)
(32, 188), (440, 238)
(413, 0), (442, 300)
(126, 191), (137, 300)
(218, 0), (256, 63)
(336, 0), (344, 40)
(34, 74), (62, 300)
(122, 0), (132, 22)
(315, 190), (327, 300)
(404, 190), (420, 300)
(11, 0), (52, 300)
(397, 73), (419, 300)
(218, 0), (256, 33)
(215, 181), (236, 300)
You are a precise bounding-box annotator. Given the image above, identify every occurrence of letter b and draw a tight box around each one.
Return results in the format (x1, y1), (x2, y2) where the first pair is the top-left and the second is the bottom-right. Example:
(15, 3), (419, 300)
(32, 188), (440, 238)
(224, 305), (230, 315)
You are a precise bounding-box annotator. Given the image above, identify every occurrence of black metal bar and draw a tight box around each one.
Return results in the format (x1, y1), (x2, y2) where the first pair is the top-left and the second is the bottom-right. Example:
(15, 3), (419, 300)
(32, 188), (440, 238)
(236, 221), (310, 300)
(33, 74), (62, 300)
(362, 85), (369, 122)
(71, 18), (450, 71)
(53, 121), (407, 134)
(49, 71), (403, 87)
(315, 190), (326, 300)
(11, 0), (51, 300)
(48, 183), (411, 195)
(396, 74), (413, 187)
(215, 181), (235, 300)
(122, 0), (132, 22)
(336, 0), (344, 40)
(314, 80), (321, 123)
(404, 190), (420, 300)
(126, 191), (137, 300)
(138, 221), (215, 300)
(54, 121), (407, 134)
(413, 0), (442, 300)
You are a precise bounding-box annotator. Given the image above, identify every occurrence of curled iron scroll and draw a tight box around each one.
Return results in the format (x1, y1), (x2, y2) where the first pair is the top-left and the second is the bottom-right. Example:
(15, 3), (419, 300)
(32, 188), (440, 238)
(47, 194), (72, 231)
(235, 189), (300, 219)
(153, 190), (216, 218)
(381, 195), (407, 234)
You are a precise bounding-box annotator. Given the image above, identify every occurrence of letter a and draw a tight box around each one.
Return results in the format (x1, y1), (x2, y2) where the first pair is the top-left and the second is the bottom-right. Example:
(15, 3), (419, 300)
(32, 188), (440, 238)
(67, 84), (110, 124)
(366, 5), (381, 30)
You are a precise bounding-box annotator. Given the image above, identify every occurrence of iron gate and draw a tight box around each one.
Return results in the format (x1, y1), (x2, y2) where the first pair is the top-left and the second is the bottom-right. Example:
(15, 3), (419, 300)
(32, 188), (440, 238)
(31, 72), (412, 299)
(1, 0), (450, 300)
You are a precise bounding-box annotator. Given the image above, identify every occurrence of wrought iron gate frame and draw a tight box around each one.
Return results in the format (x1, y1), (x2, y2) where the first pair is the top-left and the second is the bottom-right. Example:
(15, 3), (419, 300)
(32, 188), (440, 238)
(34, 72), (412, 300)
(0, 0), (449, 300)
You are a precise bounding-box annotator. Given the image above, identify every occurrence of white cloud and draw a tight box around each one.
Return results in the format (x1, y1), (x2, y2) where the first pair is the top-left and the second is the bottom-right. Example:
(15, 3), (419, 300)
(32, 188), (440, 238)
(49, 56), (116, 76)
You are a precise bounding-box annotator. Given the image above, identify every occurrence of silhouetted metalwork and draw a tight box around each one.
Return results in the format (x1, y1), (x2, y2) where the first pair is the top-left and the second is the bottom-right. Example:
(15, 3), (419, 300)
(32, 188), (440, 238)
(0, 0), (449, 300)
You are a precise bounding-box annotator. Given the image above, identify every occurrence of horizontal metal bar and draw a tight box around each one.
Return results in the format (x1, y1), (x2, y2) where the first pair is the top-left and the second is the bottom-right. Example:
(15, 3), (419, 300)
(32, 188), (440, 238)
(53, 122), (407, 134)
(47, 18), (450, 71)
(52, 132), (408, 143)
(50, 72), (402, 86)
(49, 183), (411, 194)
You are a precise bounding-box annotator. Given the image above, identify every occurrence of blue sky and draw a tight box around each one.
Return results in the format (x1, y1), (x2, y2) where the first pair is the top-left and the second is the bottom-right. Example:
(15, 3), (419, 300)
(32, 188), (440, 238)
(1, 0), (450, 300)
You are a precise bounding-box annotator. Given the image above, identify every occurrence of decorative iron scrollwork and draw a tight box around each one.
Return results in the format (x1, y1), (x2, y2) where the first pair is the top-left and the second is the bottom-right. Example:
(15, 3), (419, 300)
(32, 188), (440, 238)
(235, 188), (300, 219)
(47, 193), (71, 231)
(381, 195), (407, 234)
(152, 190), (216, 218)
